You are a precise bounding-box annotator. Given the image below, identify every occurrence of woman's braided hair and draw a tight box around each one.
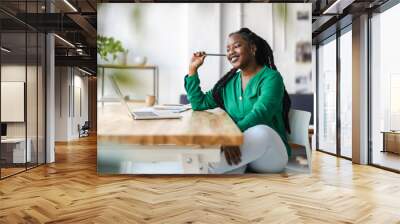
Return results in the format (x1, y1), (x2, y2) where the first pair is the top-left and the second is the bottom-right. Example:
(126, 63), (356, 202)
(212, 28), (291, 133)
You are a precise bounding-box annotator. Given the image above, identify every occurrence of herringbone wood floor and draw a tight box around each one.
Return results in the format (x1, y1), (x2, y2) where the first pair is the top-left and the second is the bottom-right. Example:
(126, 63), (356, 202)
(1, 136), (400, 224)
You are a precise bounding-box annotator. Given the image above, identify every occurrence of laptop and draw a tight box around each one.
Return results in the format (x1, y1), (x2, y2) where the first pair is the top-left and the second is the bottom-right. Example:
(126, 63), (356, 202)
(110, 76), (182, 120)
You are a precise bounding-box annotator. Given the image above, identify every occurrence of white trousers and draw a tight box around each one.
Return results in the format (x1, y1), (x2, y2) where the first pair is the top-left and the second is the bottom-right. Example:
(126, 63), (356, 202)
(209, 125), (288, 174)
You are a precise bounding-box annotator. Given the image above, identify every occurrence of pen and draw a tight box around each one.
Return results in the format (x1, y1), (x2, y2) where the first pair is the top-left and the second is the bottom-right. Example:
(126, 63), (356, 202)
(206, 53), (227, 56)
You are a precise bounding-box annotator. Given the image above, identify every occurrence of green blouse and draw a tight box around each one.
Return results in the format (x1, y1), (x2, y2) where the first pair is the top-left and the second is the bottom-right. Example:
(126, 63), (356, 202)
(184, 65), (291, 157)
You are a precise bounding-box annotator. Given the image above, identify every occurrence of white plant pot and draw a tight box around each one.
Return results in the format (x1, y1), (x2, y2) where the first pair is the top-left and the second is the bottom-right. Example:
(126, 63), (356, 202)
(114, 52), (128, 65)
(120, 52), (128, 65)
(132, 56), (147, 66)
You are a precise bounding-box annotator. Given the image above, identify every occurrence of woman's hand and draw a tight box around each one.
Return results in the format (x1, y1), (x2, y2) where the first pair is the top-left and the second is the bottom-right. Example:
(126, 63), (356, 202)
(222, 146), (242, 166)
(189, 51), (206, 76)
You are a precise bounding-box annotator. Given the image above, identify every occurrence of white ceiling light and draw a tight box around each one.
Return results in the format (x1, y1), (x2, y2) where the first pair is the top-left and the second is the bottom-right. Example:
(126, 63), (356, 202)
(323, 0), (355, 15)
(63, 0), (78, 12)
(54, 34), (75, 48)
(1, 47), (11, 53)
(76, 48), (86, 55)
(78, 67), (92, 76)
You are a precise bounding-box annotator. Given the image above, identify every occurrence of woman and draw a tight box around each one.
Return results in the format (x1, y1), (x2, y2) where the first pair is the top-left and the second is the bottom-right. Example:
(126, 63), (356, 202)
(184, 28), (291, 174)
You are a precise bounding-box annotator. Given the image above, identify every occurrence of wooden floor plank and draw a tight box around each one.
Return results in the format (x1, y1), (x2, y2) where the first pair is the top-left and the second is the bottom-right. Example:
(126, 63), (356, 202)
(0, 135), (400, 223)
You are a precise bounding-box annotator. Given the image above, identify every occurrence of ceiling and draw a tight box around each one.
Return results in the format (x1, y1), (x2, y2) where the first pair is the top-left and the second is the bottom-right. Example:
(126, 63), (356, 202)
(0, 0), (97, 74)
(311, 0), (389, 43)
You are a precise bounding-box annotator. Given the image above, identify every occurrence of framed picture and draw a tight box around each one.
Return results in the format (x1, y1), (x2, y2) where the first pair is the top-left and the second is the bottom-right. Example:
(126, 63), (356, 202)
(297, 11), (309, 20)
(296, 41), (312, 63)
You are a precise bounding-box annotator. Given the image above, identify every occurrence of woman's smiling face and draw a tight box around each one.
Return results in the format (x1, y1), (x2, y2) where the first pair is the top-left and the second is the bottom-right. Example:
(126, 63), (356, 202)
(226, 33), (256, 69)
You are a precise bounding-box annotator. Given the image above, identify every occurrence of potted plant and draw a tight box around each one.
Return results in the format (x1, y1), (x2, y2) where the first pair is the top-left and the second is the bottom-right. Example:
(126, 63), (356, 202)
(97, 35), (127, 64)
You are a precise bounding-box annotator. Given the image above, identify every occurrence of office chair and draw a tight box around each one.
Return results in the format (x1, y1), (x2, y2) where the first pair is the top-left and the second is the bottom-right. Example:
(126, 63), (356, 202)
(79, 121), (90, 138)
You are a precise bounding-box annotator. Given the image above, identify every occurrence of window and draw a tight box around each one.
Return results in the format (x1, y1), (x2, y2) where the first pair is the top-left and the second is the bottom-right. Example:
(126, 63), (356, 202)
(339, 28), (352, 158)
(370, 3), (400, 171)
(317, 36), (337, 154)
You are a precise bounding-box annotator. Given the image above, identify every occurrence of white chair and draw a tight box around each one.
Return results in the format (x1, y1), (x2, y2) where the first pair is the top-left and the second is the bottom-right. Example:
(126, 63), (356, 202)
(287, 109), (312, 172)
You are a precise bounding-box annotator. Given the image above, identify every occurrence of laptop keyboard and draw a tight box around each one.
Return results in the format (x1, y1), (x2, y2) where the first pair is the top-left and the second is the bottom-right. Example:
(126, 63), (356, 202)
(133, 111), (158, 117)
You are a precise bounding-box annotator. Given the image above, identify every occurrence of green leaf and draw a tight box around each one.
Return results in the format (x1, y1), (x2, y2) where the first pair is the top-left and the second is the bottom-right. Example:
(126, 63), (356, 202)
(97, 35), (126, 62)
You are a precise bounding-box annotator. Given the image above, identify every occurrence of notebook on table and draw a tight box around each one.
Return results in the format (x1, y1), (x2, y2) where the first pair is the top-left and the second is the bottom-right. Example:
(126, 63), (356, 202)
(131, 110), (182, 120)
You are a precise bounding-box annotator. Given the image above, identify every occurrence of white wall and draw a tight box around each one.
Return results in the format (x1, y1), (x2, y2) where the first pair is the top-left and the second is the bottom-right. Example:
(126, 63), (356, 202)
(187, 4), (222, 92)
(98, 3), (312, 104)
(221, 3), (241, 74)
(55, 67), (69, 141)
(72, 74), (89, 138)
(1, 65), (38, 137)
(281, 4), (312, 93)
(1, 66), (26, 139)
(55, 67), (89, 141)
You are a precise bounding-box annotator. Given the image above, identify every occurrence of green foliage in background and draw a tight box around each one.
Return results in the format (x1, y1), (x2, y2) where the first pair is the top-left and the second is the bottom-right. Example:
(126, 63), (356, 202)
(131, 5), (142, 31)
(112, 71), (135, 87)
(97, 35), (126, 62)
(275, 4), (287, 23)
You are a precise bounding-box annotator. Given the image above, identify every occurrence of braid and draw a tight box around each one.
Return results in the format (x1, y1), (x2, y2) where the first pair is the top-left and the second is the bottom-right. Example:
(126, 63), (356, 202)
(265, 42), (276, 70)
(212, 68), (237, 110)
(253, 31), (291, 133)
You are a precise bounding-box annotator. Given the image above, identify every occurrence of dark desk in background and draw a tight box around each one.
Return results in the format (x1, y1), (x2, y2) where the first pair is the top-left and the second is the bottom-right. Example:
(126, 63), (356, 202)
(382, 131), (400, 154)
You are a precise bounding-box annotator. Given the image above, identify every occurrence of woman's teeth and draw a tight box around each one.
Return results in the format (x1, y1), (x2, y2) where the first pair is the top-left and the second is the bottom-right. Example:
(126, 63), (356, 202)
(231, 56), (239, 63)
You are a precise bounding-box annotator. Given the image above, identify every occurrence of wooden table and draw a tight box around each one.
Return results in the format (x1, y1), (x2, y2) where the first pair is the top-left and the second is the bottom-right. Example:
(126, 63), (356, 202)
(97, 102), (243, 174)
